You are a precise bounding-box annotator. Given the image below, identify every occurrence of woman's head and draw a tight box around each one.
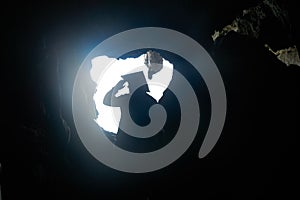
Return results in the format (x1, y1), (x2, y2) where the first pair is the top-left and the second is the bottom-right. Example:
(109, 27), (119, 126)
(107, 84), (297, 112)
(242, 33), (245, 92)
(144, 50), (163, 79)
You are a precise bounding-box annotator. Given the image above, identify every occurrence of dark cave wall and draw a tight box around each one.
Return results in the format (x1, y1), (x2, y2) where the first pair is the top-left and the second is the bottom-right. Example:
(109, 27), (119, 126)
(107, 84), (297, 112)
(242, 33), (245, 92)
(2, 0), (299, 199)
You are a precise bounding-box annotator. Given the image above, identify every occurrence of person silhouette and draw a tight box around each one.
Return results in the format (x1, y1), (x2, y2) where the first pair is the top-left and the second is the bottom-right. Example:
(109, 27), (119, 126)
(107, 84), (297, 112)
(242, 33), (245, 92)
(103, 50), (180, 152)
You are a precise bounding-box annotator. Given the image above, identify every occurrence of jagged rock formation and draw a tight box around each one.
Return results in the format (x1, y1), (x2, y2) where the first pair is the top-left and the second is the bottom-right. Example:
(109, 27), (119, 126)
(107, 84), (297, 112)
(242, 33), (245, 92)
(212, 0), (299, 67)
(212, 0), (289, 41)
(265, 44), (300, 66)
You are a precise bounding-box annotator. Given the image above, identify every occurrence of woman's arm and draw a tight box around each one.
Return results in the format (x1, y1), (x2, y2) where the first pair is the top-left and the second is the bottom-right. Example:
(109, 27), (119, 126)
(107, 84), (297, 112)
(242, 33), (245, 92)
(103, 80), (129, 106)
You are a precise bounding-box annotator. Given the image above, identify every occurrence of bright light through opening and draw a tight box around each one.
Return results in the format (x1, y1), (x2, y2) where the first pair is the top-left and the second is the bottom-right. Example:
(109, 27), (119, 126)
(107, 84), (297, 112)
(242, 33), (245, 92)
(90, 53), (174, 133)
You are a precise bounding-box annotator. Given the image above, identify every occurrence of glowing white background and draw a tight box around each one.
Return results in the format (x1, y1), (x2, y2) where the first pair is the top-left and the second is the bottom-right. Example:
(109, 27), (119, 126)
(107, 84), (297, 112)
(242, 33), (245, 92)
(90, 55), (173, 133)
